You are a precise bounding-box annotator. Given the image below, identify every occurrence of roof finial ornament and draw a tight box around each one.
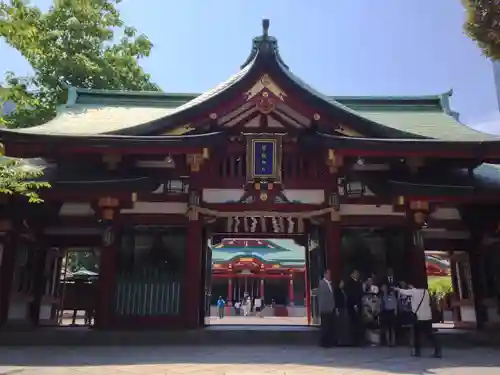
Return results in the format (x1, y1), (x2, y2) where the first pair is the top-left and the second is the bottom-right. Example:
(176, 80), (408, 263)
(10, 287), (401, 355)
(262, 19), (270, 38)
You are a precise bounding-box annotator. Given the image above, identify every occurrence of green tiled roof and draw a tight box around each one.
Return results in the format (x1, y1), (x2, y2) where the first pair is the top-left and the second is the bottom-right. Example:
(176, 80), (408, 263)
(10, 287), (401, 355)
(212, 239), (305, 266)
(351, 108), (492, 141)
(15, 86), (493, 141)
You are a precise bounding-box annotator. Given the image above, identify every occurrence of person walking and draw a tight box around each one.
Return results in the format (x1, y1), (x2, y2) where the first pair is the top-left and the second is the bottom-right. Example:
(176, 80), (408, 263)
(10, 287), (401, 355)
(254, 296), (263, 317)
(242, 293), (251, 317)
(216, 296), (226, 319)
(318, 269), (336, 348)
(395, 285), (442, 358)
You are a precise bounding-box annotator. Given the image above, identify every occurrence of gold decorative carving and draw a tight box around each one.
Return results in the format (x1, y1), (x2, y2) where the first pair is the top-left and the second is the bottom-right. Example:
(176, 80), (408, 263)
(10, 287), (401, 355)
(209, 113), (217, 120)
(260, 192), (268, 201)
(396, 196), (405, 206)
(313, 113), (321, 121)
(102, 153), (122, 170)
(186, 154), (205, 172)
(202, 148), (210, 159)
(244, 74), (287, 101)
(336, 123), (363, 137)
(326, 149), (343, 174)
(131, 192), (138, 202)
(163, 123), (195, 135)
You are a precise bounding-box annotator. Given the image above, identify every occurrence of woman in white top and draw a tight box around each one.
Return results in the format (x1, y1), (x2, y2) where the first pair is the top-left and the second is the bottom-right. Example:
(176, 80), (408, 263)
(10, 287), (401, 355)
(395, 286), (441, 358)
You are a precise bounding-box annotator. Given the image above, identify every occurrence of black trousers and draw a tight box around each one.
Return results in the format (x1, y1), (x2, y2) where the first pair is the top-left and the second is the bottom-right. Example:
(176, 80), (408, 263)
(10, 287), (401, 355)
(217, 306), (224, 318)
(319, 312), (336, 347)
(411, 320), (441, 356)
(347, 307), (364, 345)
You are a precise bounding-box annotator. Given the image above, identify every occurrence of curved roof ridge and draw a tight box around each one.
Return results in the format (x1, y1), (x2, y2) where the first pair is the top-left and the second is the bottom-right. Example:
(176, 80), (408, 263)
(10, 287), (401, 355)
(333, 92), (451, 101)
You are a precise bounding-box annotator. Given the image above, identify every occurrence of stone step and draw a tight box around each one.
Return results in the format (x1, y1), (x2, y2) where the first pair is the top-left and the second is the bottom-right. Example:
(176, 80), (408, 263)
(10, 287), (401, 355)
(0, 325), (498, 347)
(0, 326), (318, 347)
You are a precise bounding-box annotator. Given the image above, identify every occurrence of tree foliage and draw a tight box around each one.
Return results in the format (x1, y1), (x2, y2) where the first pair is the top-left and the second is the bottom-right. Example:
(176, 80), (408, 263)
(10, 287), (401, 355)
(463, 0), (500, 60)
(0, 0), (159, 128)
(0, 158), (50, 203)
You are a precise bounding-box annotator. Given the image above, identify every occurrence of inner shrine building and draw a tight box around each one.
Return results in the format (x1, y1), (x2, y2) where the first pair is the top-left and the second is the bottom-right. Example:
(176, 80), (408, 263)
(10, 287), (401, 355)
(1, 20), (500, 330)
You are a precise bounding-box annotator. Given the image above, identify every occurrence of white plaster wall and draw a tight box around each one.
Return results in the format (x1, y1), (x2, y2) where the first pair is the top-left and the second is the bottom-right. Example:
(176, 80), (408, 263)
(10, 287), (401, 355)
(430, 208), (461, 221)
(59, 203), (94, 216)
(460, 306), (476, 324)
(39, 304), (53, 321)
(7, 300), (29, 321)
(202, 189), (245, 203)
(283, 190), (325, 204)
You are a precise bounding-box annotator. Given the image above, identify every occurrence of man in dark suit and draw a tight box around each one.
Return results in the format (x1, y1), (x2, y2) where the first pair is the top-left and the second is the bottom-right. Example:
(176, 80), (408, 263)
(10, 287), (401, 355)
(384, 268), (396, 287)
(344, 269), (364, 345)
(318, 269), (336, 347)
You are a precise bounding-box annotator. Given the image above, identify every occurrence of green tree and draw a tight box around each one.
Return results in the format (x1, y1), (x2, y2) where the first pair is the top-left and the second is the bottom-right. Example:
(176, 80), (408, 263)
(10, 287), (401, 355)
(463, 0), (500, 60)
(0, 158), (50, 202)
(0, 0), (159, 129)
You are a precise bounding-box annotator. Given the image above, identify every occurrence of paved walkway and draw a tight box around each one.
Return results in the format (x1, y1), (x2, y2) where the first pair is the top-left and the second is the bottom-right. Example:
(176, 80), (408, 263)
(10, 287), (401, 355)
(0, 346), (498, 374)
(207, 315), (309, 325)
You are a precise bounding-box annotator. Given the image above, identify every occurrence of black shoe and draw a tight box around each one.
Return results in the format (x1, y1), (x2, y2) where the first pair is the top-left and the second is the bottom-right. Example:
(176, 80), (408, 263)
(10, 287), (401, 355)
(411, 352), (421, 357)
(432, 351), (442, 358)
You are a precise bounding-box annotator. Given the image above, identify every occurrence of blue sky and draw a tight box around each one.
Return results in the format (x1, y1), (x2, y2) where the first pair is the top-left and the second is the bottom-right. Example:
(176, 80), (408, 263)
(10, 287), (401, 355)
(1, 0), (498, 132)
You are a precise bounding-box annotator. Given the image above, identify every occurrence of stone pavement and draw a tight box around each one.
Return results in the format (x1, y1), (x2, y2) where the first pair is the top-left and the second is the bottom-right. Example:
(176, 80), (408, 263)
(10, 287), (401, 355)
(207, 315), (309, 325)
(0, 345), (499, 375)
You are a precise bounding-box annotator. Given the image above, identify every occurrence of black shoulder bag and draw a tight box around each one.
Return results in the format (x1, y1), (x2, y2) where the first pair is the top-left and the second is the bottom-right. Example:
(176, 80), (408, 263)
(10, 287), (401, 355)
(412, 290), (426, 324)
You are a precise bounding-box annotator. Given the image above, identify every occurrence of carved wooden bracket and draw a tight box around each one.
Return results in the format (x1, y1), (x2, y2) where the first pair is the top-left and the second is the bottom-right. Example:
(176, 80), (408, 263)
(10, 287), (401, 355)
(186, 153), (206, 172)
(96, 196), (120, 221)
(406, 157), (425, 174)
(102, 153), (122, 170)
(409, 200), (430, 227)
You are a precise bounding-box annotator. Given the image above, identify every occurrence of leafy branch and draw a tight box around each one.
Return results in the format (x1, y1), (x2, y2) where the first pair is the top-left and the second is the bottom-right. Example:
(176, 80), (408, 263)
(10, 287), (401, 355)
(0, 158), (50, 203)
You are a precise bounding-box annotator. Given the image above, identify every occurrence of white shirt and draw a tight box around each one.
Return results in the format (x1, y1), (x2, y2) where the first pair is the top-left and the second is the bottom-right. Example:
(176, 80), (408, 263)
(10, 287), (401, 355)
(397, 288), (432, 321)
(323, 278), (332, 293)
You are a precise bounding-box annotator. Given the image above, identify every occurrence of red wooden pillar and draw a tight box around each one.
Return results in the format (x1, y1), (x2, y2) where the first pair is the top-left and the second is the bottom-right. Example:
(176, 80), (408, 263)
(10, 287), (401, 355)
(95, 225), (118, 329)
(288, 275), (294, 306)
(30, 244), (48, 325)
(226, 278), (232, 315)
(259, 279), (265, 299)
(0, 224), (14, 326)
(305, 267), (311, 324)
(227, 278), (233, 302)
(184, 218), (203, 329)
(325, 218), (342, 282)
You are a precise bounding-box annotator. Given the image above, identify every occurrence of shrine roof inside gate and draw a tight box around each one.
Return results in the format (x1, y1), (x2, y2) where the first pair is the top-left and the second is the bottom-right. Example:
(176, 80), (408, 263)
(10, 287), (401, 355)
(0, 19), (497, 145)
(211, 239), (306, 267)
